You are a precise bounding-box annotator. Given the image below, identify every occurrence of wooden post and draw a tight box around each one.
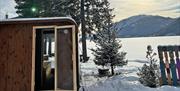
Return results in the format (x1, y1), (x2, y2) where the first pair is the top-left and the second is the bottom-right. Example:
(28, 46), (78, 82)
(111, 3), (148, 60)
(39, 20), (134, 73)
(168, 46), (178, 86)
(158, 46), (167, 85)
(175, 46), (180, 80)
(163, 46), (172, 85)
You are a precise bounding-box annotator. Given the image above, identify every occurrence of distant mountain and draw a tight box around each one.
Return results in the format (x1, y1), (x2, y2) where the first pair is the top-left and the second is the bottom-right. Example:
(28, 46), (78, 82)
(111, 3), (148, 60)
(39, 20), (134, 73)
(153, 18), (180, 36)
(113, 15), (179, 38)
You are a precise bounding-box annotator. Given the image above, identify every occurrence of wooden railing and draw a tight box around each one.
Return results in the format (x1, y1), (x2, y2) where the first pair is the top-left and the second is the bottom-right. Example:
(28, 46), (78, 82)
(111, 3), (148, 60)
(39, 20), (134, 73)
(158, 46), (180, 86)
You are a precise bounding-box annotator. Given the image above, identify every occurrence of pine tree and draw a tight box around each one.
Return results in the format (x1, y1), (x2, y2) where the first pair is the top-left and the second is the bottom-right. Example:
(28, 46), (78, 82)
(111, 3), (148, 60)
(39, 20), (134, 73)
(91, 0), (127, 76)
(137, 45), (159, 87)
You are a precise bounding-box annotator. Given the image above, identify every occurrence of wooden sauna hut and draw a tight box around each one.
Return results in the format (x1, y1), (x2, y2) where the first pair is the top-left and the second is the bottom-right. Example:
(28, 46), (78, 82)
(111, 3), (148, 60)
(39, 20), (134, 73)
(0, 17), (79, 91)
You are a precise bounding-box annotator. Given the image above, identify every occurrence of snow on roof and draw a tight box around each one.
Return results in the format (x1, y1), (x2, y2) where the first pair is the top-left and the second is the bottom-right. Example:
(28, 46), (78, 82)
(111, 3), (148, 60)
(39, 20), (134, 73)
(0, 17), (77, 24)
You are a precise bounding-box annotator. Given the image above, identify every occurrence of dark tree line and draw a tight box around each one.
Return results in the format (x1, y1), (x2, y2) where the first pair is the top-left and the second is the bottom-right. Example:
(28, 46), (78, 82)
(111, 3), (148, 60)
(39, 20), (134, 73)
(15, 0), (80, 22)
(15, 0), (114, 32)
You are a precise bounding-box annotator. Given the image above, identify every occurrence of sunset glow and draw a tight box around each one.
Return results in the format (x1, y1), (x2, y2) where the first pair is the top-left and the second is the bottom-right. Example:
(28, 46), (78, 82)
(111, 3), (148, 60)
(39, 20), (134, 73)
(109, 0), (180, 21)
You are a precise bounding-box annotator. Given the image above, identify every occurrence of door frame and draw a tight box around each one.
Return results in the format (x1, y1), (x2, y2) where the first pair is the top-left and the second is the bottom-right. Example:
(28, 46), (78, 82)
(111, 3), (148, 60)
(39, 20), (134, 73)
(32, 25), (76, 91)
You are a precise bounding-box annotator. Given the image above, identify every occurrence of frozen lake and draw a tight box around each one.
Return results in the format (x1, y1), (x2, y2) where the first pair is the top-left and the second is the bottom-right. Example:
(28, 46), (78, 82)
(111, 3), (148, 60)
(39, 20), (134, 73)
(119, 36), (180, 60)
(80, 36), (180, 74)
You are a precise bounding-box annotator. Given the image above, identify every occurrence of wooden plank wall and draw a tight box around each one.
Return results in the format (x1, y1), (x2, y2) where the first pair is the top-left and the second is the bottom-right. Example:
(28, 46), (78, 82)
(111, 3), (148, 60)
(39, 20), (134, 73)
(0, 24), (32, 91)
(0, 21), (79, 91)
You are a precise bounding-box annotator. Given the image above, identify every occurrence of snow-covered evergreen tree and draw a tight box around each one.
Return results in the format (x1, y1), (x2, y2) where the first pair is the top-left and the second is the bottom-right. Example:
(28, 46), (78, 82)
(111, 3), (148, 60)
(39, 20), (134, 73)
(91, 0), (127, 76)
(137, 45), (159, 87)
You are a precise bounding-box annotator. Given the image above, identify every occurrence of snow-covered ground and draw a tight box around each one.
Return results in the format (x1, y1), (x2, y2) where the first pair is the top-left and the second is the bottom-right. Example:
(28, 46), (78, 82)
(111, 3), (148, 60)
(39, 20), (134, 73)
(79, 36), (180, 91)
(79, 75), (180, 91)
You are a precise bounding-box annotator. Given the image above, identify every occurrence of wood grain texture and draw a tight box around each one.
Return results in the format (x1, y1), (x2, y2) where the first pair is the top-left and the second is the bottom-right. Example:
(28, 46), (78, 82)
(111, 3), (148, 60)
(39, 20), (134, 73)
(0, 24), (32, 91)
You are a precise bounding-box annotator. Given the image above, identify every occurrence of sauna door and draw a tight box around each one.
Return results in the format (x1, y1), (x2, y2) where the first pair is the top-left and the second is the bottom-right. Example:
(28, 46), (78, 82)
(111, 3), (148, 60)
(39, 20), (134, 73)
(55, 26), (76, 91)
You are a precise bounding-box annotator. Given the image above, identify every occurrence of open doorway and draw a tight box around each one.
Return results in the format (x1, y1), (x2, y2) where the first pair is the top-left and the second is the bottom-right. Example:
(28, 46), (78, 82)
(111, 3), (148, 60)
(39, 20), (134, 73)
(35, 28), (55, 90)
(33, 25), (77, 91)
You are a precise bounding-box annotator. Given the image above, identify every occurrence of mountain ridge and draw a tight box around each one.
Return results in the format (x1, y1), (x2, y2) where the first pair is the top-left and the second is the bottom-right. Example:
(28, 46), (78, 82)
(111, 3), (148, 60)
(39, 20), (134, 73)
(113, 15), (179, 38)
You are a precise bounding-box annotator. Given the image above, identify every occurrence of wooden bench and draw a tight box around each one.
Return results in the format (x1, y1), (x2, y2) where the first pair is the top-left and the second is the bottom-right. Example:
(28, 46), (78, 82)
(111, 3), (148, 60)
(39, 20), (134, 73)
(158, 46), (180, 86)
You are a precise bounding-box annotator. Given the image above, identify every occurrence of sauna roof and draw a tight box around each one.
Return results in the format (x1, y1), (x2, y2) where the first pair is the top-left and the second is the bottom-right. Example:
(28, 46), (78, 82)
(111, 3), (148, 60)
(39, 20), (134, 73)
(0, 17), (77, 25)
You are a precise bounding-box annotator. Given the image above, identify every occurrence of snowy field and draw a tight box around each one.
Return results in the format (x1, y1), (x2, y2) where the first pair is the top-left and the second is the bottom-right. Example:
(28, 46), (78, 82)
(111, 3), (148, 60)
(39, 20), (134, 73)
(79, 36), (180, 91)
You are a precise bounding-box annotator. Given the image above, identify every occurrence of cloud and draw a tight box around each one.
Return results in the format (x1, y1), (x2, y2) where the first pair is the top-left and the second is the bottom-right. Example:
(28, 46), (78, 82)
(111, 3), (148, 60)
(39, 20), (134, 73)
(175, 9), (180, 13)
(158, 4), (180, 13)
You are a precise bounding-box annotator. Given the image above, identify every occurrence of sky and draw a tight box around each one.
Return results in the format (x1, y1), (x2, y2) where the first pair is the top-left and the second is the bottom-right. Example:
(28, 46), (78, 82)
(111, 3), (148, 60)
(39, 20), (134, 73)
(0, 0), (180, 21)
(109, 0), (180, 21)
(0, 0), (17, 20)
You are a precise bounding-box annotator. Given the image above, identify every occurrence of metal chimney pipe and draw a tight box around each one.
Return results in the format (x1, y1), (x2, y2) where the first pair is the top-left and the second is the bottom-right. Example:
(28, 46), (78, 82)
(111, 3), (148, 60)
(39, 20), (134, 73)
(5, 13), (8, 19)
